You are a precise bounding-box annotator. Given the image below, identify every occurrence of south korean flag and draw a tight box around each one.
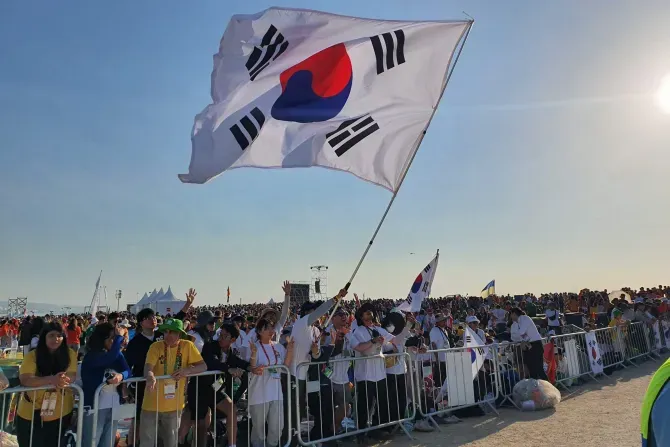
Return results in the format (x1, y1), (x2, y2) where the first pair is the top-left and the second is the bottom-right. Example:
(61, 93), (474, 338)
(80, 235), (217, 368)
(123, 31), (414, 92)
(398, 251), (439, 312)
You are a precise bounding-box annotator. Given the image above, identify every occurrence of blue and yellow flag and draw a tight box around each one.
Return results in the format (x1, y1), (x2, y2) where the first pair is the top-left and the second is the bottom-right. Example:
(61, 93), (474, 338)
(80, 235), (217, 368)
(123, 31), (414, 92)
(481, 280), (495, 298)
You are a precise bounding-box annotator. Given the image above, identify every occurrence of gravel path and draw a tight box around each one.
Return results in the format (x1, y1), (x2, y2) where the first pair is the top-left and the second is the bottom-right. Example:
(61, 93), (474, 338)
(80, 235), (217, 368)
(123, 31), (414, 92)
(382, 356), (666, 447)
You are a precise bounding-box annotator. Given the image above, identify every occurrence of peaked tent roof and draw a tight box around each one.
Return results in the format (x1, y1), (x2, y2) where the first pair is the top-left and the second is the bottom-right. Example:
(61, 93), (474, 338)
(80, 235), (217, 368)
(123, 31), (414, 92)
(157, 286), (181, 302)
(136, 292), (150, 305)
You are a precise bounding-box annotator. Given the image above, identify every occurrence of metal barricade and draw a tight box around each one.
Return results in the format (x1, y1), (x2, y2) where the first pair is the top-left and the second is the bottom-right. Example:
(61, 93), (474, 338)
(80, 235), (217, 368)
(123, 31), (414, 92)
(295, 352), (415, 446)
(647, 321), (665, 357)
(623, 321), (653, 365)
(550, 331), (598, 390)
(494, 341), (534, 409)
(0, 384), (84, 447)
(590, 326), (626, 371)
(414, 346), (498, 429)
(93, 366), (292, 447)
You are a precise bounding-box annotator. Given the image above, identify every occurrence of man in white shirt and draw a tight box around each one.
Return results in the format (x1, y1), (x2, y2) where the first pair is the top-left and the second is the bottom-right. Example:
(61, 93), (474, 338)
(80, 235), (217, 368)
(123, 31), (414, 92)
(509, 307), (547, 380)
(282, 288), (346, 445)
(429, 313), (450, 388)
(350, 303), (396, 442)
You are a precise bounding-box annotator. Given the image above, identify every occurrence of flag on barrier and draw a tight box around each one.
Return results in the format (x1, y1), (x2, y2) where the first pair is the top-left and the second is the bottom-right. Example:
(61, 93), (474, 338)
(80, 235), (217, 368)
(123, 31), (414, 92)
(585, 331), (604, 375)
(397, 251), (439, 312)
(464, 326), (486, 380)
(652, 322), (663, 351)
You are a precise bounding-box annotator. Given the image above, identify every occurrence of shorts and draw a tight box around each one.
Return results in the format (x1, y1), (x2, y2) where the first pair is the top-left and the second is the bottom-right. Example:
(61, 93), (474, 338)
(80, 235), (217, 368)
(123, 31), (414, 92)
(187, 388), (227, 421)
(332, 382), (353, 409)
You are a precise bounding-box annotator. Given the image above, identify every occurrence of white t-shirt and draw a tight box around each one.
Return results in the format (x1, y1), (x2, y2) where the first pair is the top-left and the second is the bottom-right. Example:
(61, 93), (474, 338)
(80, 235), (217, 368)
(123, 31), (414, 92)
(350, 325), (393, 382)
(325, 324), (353, 385)
(289, 315), (320, 380)
(510, 315), (542, 342)
(248, 341), (286, 406)
(429, 326), (450, 362)
(384, 331), (409, 375)
(545, 309), (560, 327)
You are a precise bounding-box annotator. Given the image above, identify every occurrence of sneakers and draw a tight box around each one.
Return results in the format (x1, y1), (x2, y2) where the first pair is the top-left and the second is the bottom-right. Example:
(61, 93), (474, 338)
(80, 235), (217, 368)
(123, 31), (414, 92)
(413, 419), (435, 432)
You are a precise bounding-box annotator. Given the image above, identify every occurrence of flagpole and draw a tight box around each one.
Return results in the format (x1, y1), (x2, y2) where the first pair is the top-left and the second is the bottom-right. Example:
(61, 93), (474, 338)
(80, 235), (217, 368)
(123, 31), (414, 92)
(324, 20), (474, 326)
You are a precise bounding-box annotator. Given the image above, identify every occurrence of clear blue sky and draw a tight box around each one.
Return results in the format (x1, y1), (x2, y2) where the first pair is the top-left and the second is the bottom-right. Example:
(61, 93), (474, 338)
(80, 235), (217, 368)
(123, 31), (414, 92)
(1, 0), (669, 308)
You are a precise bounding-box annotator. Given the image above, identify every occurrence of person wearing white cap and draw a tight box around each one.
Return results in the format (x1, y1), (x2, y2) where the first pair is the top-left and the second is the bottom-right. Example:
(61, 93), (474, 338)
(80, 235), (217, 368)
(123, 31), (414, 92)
(465, 316), (486, 342)
(429, 313), (450, 390)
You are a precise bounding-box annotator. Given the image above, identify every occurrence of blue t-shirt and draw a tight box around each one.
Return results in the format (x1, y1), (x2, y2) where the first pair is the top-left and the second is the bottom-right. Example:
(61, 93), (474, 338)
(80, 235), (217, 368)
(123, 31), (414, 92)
(649, 382), (670, 446)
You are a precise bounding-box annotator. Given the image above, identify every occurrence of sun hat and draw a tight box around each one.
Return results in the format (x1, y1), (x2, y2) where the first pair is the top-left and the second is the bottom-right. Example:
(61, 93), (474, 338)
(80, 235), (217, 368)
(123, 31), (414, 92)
(434, 313), (449, 323)
(158, 318), (187, 337)
(119, 319), (131, 328)
(465, 316), (480, 324)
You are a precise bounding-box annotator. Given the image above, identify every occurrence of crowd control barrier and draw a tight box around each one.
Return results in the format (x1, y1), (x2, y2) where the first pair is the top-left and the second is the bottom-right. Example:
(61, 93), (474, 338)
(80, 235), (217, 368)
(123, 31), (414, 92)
(494, 340), (538, 409)
(623, 322), (653, 365)
(550, 331), (599, 389)
(414, 346), (498, 429)
(295, 352), (415, 446)
(590, 326), (627, 371)
(92, 365), (292, 447)
(0, 383), (84, 447)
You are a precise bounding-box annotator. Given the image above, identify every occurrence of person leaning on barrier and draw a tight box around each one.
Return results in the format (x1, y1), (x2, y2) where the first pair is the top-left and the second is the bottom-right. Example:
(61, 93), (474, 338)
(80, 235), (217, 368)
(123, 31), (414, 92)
(323, 308), (354, 433)
(191, 323), (256, 447)
(80, 322), (131, 447)
(17, 321), (77, 447)
(304, 330), (339, 446)
(350, 302), (400, 443)
(141, 318), (207, 447)
(283, 288), (346, 445)
(382, 310), (415, 426)
(429, 313), (450, 389)
(248, 317), (295, 447)
(509, 307), (548, 381)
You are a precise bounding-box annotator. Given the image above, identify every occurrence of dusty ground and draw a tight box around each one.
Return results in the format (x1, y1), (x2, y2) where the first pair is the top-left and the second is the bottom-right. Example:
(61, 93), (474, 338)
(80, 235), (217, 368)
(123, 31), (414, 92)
(383, 356), (666, 447)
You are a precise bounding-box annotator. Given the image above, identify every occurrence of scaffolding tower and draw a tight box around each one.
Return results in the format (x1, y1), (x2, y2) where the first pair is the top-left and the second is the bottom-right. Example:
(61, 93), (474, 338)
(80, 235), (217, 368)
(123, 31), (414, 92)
(310, 265), (328, 301)
(8, 297), (27, 317)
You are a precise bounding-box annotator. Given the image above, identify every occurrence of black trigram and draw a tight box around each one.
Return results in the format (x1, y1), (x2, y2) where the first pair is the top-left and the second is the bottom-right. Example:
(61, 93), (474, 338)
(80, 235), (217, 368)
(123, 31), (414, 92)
(326, 115), (380, 157)
(406, 295), (413, 305)
(245, 25), (289, 81)
(422, 282), (430, 293)
(423, 264), (431, 274)
(370, 29), (406, 75)
(230, 107), (265, 150)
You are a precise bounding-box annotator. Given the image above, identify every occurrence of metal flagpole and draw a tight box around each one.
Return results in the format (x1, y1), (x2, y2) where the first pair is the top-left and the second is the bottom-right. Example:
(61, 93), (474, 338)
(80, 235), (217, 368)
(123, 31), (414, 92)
(325, 20), (474, 326)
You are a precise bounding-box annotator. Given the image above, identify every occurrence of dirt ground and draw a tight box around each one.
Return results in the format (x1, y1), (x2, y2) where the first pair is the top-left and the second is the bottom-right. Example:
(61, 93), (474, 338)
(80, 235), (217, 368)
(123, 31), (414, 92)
(383, 356), (666, 447)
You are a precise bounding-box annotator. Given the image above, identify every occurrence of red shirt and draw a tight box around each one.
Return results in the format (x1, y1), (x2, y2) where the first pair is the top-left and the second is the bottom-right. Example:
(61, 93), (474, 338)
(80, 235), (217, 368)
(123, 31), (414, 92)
(66, 327), (82, 345)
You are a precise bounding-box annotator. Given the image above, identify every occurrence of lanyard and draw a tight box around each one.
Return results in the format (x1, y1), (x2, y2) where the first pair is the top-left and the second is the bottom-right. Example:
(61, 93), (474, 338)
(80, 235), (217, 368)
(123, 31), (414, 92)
(163, 341), (183, 376)
(260, 342), (278, 366)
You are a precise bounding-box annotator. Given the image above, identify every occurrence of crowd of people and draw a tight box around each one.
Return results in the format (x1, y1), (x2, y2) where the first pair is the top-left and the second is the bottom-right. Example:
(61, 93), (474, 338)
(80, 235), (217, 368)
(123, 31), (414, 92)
(4, 283), (668, 447)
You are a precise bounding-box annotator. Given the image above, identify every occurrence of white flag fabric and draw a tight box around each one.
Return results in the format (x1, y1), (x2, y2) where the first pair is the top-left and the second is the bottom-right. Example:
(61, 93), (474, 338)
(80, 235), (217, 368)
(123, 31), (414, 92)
(397, 252), (439, 312)
(179, 7), (471, 191)
(464, 326), (486, 380)
(585, 331), (604, 375)
(652, 322), (663, 351)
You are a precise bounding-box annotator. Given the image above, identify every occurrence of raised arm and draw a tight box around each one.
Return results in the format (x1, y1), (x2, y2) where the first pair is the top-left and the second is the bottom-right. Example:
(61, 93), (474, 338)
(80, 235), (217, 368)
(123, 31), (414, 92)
(277, 281), (291, 330)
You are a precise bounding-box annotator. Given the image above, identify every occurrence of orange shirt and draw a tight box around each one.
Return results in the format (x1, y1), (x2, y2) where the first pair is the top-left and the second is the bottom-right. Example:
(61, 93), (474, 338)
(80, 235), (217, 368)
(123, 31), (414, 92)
(66, 327), (82, 345)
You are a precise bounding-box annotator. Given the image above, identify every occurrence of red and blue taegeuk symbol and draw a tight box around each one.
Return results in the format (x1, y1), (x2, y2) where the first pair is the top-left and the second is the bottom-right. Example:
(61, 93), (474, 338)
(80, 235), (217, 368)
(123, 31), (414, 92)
(271, 43), (352, 123)
(410, 274), (424, 294)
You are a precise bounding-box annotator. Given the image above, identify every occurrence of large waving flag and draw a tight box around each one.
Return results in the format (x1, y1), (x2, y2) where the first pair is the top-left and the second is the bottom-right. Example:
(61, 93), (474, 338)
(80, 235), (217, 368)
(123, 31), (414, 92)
(480, 279), (495, 298)
(179, 7), (471, 191)
(397, 251), (439, 312)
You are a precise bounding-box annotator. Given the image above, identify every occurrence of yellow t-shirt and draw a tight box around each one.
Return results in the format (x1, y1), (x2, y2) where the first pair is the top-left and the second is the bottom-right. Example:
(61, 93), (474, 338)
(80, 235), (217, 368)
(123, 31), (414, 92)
(142, 340), (203, 413)
(18, 349), (78, 421)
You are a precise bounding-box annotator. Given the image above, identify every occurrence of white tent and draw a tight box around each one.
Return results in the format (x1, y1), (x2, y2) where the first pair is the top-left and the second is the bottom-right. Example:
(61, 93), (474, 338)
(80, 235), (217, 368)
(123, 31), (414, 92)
(131, 286), (184, 315)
